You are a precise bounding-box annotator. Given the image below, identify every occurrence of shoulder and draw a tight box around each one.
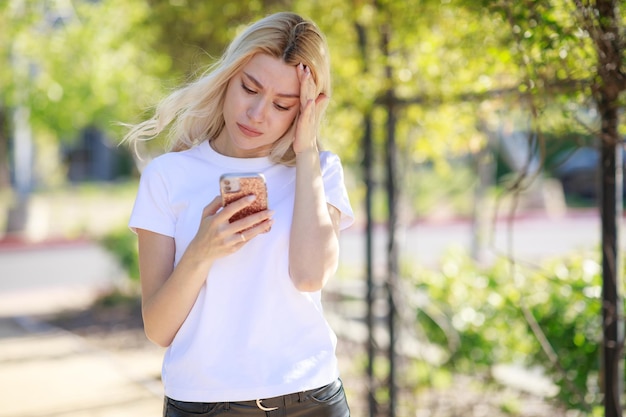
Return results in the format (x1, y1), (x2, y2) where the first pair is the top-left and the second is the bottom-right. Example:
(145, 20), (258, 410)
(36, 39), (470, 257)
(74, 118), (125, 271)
(141, 145), (206, 176)
(319, 150), (347, 178)
(319, 150), (343, 169)
(155, 144), (205, 164)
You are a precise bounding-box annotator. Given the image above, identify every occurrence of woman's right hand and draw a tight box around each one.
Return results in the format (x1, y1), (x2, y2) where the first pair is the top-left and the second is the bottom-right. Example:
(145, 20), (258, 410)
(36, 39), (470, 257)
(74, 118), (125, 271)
(138, 195), (273, 347)
(189, 195), (274, 262)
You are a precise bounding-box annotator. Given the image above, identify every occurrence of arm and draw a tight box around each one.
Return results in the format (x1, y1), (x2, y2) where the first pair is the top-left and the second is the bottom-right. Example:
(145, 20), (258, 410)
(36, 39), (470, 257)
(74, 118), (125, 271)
(137, 195), (273, 347)
(289, 149), (341, 291)
(137, 228), (209, 347)
(289, 63), (341, 292)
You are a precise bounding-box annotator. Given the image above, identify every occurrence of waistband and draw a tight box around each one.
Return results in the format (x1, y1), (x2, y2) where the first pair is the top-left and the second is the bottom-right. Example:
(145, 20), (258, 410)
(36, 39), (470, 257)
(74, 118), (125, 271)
(166, 378), (341, 412)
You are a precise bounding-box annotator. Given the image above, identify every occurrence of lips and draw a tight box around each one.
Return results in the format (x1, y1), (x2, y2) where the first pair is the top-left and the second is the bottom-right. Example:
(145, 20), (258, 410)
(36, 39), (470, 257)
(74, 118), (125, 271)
(237, 123), (262, 137)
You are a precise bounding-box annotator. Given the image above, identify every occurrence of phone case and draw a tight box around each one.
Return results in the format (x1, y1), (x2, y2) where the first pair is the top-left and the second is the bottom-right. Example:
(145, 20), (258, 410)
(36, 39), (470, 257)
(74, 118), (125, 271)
(219, 173), (268, 223)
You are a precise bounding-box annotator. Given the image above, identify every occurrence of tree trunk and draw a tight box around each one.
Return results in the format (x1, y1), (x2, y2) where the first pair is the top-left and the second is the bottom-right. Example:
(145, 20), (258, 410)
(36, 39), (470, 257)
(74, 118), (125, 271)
(0, 107), (11, 189)
(592, 1), (625, 416)
(599, 121), (623, 417)
(380, 21), (400, 417)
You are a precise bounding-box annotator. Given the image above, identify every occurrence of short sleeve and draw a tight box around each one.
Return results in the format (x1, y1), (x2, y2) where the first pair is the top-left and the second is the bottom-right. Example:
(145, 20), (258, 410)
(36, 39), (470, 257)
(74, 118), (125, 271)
(128, 158), (176, 237)
(320, 151), (355, 230)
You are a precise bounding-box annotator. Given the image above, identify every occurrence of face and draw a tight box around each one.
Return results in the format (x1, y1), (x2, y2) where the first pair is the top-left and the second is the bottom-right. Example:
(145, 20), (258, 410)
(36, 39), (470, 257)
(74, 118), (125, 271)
(216, 53), (300, 158)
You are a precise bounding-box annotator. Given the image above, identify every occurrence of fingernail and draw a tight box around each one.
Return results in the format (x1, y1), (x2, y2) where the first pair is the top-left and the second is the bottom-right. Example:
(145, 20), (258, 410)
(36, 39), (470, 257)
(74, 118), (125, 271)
(247, 195), (256, 202)
(268, 210), (276, 217)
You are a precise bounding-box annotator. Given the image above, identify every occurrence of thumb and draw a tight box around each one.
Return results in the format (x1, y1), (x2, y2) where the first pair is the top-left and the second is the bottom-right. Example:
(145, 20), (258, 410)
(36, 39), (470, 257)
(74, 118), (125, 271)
(315, 93), (329, 106)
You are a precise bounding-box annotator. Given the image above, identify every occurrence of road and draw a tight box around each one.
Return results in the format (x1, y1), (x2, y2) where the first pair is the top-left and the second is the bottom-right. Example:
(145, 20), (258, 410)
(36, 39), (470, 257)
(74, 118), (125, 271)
(339, 209), (606, 272)
(0, 239), (126, 316)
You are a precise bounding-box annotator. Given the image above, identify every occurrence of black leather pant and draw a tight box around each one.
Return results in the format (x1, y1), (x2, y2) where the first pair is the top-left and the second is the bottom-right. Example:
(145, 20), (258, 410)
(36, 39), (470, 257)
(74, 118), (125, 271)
(163, 378), (350, 417)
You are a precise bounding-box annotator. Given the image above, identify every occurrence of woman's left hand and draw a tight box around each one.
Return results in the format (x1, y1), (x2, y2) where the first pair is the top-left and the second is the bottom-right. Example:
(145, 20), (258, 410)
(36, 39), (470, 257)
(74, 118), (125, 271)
(292, 63), (329, 154)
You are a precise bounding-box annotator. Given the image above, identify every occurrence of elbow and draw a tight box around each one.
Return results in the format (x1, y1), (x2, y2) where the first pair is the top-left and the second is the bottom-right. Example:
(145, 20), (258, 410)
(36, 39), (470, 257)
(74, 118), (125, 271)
(289, 234), (340, 292)
(289, 260), (338, 292)
(144, 324), (174, 348)
(142, 309), (174, 348)
(291, 275), (325, 292)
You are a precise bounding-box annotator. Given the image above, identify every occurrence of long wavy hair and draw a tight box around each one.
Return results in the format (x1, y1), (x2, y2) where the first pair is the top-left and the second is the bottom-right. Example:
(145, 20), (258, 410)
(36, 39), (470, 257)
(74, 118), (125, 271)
(123, 12), (331, 166)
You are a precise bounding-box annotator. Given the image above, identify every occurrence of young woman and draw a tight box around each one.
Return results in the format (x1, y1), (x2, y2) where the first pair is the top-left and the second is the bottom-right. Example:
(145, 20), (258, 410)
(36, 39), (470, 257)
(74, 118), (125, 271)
(124, 11), (354, 417)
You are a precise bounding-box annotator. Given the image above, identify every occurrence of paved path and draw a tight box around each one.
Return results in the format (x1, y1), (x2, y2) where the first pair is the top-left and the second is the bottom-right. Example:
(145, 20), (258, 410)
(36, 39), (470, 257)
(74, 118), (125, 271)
(0, 240), (164, 417)
(0, 316), (163, 417)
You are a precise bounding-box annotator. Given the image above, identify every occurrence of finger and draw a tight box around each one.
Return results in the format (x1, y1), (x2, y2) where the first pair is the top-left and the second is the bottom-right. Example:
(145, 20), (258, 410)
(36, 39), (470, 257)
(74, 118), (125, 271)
(297, 62), (308, 84)
(232, 231), (247, 245)
(202, 196), (224, 218)
(220, 194), (256, 219)
(228, 216), (272, 249)
(298, 64), (316, 108)
(235, 218), (274, 244)
(232, 209), (274, 234)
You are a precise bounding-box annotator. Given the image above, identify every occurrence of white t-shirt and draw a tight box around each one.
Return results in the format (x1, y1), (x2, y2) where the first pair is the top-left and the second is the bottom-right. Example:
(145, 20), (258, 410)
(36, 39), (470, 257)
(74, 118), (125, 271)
(129, 141), (354, 402)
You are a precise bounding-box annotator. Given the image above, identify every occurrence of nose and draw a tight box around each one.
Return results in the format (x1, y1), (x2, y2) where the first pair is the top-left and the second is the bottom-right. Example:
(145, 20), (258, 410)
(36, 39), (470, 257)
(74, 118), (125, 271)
(246, 98), (266, 122)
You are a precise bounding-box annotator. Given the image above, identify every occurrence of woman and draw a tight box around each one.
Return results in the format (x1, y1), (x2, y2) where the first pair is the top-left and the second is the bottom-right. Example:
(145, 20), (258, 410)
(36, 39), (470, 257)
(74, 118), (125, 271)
(124, 11), (354, 417)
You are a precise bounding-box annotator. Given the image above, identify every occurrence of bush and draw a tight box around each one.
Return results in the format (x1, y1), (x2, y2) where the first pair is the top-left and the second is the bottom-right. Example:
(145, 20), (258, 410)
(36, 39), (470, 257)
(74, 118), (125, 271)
(408, 248), (614, 412)
(100, 227), (140, 282)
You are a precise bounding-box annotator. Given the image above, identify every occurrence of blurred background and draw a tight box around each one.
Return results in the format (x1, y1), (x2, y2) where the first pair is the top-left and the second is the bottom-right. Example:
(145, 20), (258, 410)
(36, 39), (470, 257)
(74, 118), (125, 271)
(0, 1), (625, 417)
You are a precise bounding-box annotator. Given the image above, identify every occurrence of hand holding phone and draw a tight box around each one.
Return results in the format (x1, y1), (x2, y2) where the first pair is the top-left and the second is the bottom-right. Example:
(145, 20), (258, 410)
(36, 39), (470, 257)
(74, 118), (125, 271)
(219, 173), (268, 224)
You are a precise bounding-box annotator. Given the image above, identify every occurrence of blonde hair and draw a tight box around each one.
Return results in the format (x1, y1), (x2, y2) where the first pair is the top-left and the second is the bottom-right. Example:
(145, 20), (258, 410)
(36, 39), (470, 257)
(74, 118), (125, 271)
(123, 12), (331, 166)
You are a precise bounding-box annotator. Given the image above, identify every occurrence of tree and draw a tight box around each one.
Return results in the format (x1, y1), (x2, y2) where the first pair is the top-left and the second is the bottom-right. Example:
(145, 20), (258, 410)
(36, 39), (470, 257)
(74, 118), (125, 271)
(3, 1), (174, 159)
(302, 0), (624, 415)
(489, 1), (625, 415)
(577, 2), (625, 416)
(0, 0), (171, 232)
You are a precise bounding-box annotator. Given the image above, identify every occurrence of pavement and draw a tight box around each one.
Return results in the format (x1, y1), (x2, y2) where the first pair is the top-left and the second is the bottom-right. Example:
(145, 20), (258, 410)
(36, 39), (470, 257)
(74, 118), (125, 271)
(0, 208), (613, 417)
(0, 239), (164, 417)
(0, 316), (163, 417)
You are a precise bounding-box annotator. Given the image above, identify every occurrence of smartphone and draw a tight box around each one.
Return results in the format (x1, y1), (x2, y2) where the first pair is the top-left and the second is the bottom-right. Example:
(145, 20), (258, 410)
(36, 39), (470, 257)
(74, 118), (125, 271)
(219, 173), (268, 224)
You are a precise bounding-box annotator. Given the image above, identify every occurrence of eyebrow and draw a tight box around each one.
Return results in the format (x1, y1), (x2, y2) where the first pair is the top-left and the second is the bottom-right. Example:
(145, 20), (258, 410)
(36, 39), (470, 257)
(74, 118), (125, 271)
(243, 72), (300, 99)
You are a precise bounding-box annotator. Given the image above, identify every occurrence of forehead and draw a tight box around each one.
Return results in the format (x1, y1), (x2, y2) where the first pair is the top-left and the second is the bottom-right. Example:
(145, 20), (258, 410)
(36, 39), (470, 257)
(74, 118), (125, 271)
(240, 54), (299, 95)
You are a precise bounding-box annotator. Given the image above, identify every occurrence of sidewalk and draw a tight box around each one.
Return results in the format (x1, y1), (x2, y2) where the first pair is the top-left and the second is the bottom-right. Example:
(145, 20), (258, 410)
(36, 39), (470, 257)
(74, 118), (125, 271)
(0, 316), (163, 417)
(0, 239), (164, 417)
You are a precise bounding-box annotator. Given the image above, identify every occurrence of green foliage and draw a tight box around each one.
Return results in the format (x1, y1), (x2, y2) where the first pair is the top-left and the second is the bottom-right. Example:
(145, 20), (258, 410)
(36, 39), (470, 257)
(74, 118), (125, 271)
(3, 0), (623, 190)
(3, 0), (171, 142)
(100, 227), (139, 282)
(528, 255), (603, 409)
(408, 249), (614, 411)
(145, 0), (292, 77)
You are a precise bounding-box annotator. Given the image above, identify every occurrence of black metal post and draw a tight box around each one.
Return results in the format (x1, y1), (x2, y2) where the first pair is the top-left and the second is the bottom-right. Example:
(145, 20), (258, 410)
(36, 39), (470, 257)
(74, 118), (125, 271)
(381, 24), (399, 417)
(355, 19), (379, 417)
(600, 135), (624, 417)
(363, 113), (377, 417)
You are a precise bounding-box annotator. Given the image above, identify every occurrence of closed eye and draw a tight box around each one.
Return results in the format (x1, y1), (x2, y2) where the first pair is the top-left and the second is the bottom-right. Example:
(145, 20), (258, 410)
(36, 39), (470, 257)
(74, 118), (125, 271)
(241, 83), (256, 94)
(242, 80), (293, 111)
(274, 103), (291, 111)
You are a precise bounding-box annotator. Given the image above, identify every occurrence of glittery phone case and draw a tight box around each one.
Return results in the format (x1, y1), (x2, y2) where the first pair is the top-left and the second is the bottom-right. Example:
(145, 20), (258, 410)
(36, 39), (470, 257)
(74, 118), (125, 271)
(219, 173), (268, 223)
